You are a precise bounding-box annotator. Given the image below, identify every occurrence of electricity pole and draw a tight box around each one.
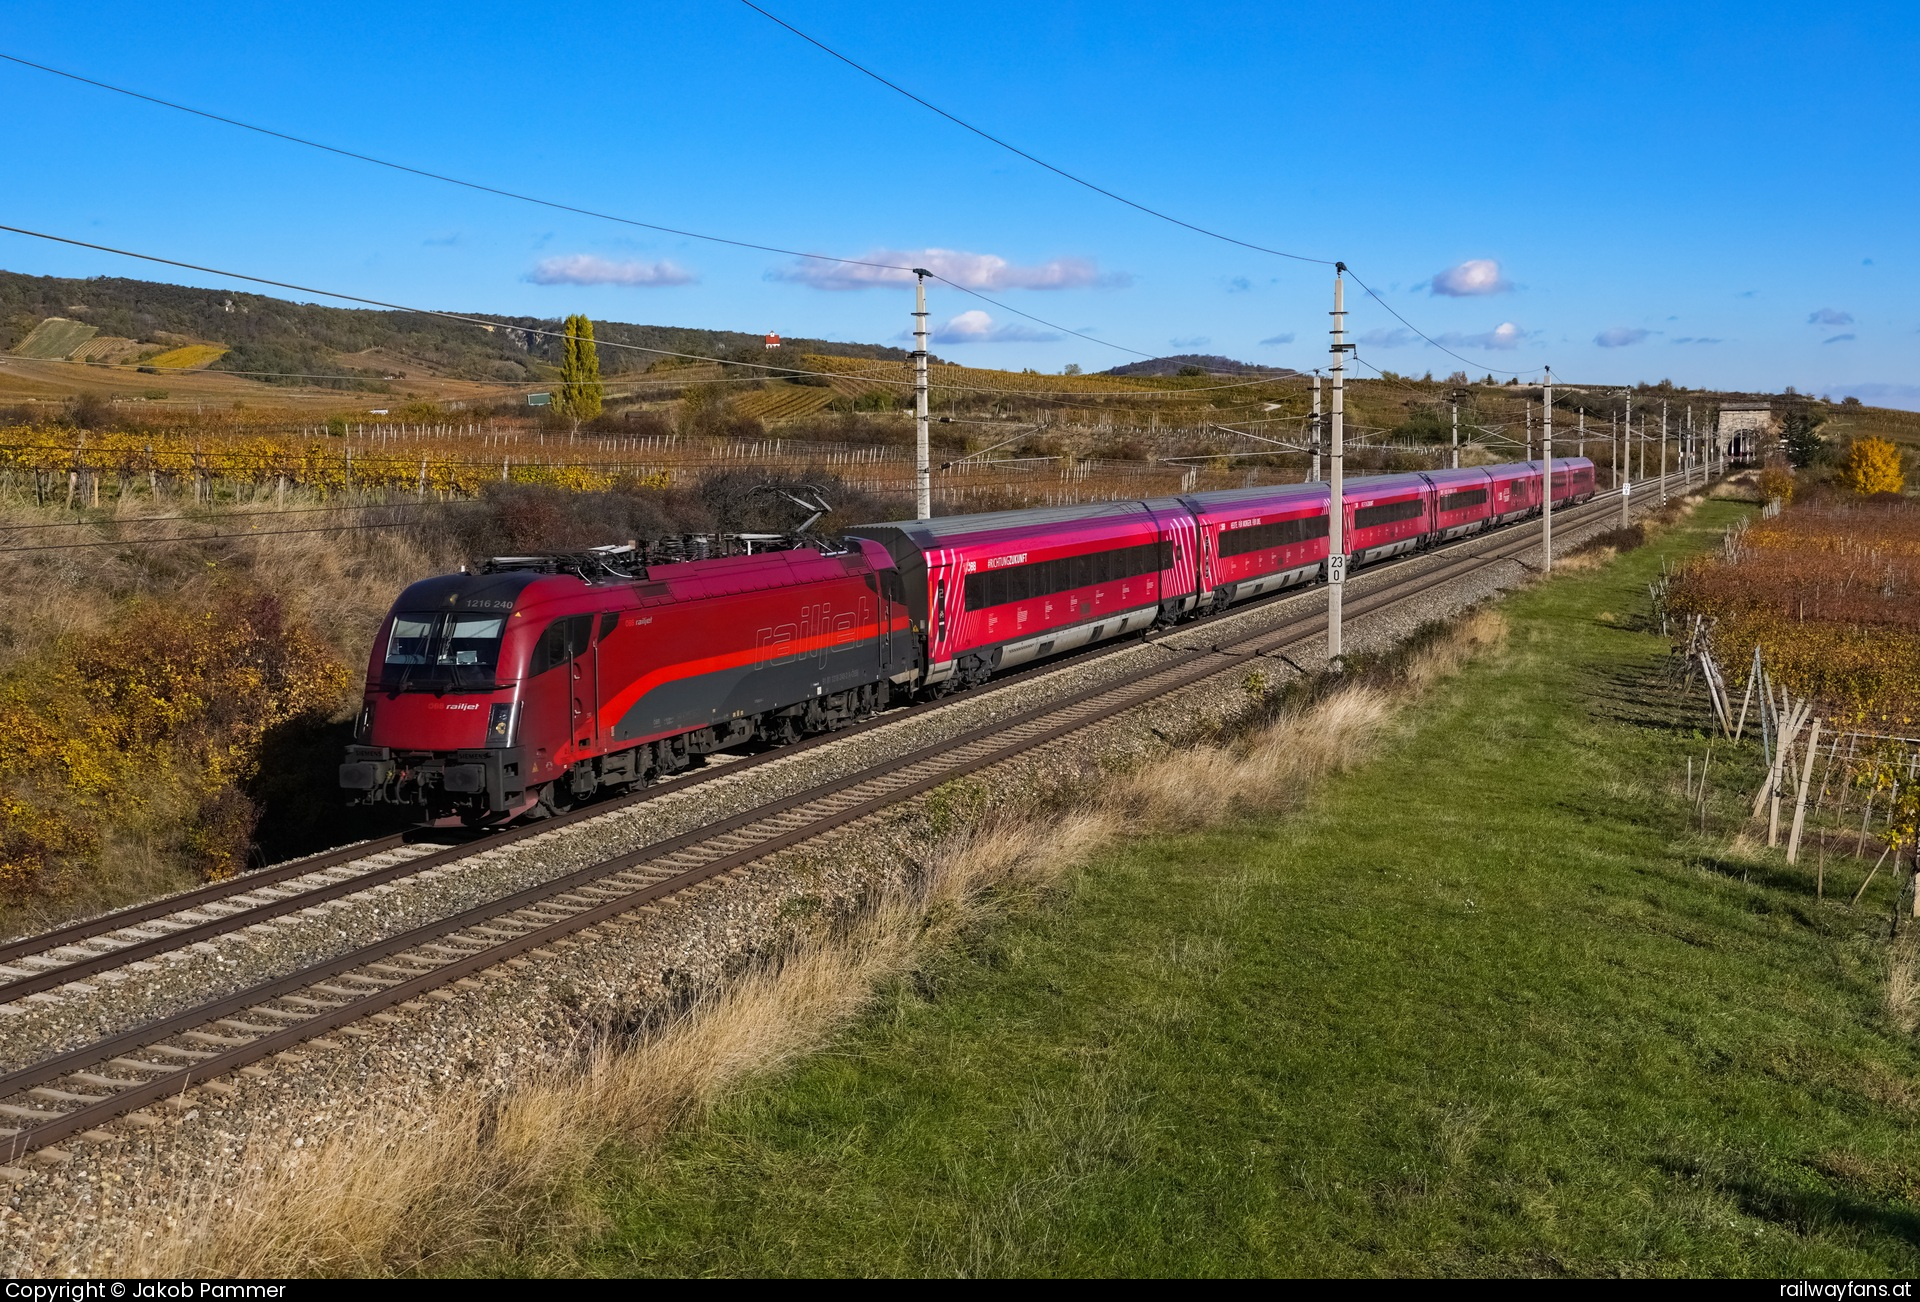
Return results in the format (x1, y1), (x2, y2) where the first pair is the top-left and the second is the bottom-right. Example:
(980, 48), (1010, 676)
(1625, 391), (1634, 485)
(1542, 367), (1554, 572)
(1525, 400), (1533, 459)
(913, 270), (931, 519)
(1328, 265), (1349, 666)
(1687, 405), (1695, 487)
(1660, 400), (1668, 502)
(1310, 371), (1322, 482)
(1450, 397), (1459, 469)
(1578, 407), (1585, 458)
(1611, 411), (1619, 488)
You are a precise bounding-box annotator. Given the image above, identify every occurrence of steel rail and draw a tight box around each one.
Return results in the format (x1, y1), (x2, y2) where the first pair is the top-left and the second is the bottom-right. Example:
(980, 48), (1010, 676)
(0, 477), (1683, 1163)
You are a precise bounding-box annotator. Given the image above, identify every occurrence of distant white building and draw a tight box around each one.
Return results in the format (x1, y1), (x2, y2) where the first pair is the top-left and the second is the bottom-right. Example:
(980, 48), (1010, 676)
(1717, 401), (1773, 462)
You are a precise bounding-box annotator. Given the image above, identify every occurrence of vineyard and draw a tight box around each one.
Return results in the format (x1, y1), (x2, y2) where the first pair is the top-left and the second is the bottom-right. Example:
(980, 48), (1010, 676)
(1668, 492), (1920, 728)
(0, 419), (1357, 514)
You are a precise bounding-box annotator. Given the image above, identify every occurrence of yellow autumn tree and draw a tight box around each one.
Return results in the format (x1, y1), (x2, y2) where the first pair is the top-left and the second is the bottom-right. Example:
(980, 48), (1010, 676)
(1845, 437), (1905, 495)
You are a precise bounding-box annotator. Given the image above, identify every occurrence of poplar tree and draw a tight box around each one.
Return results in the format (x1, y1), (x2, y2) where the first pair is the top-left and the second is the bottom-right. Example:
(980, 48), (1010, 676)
(556, 314), (603, 422)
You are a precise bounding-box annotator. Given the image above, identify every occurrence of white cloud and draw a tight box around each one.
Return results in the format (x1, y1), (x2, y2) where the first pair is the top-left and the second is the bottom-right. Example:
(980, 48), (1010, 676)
(527, 255), (696, 287)
(928, 310), (1060, 345)
(1671, 336), (1723, 345)
(1437, 322), (1527, 351)
(1259, 333), (1295, 346)
(1169, 336), (1212, 349)
(1359, 327), (1416, 348)
(1429, 259), (1510, 297)
(1808, 308), (1853, 326)
(1594, 326), (1653, 348)
(774, 248), (1118, 292)
(1822, 333), (1856, 345)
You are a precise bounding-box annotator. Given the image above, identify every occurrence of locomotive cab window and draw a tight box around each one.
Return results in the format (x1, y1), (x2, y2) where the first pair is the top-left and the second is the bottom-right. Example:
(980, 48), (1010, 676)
(381, 613), (506, 689)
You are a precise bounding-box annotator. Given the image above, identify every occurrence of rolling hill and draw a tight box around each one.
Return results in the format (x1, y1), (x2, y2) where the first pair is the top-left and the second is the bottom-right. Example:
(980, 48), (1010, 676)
(0, 268), (911, 393)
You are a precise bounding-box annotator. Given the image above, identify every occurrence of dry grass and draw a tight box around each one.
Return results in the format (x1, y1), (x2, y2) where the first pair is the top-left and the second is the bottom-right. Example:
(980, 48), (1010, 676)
(1889, 940), (1920, 1035)
(85, 611), (1508, 1278)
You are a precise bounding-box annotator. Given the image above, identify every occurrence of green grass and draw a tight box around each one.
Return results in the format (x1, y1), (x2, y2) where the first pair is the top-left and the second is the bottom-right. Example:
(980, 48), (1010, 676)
(565, 499), (1920, 1277)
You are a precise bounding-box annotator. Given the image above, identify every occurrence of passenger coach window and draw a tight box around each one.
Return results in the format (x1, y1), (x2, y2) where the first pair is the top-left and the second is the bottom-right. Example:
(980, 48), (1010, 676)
(1353, 499), (1425, 530)
(1214, 515), (1329, 559)
(1437, 488), (1488, 512)
(964, 541), (1170, 612)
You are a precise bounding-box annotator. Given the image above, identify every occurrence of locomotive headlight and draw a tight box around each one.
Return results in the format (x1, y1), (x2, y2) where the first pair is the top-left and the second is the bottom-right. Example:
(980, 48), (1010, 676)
(487, 703), (515, 744)
(355, 703), (373, 740)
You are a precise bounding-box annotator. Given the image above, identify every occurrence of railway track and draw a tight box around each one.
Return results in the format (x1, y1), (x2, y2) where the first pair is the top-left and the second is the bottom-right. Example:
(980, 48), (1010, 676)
(0, 477), (1694, 1164)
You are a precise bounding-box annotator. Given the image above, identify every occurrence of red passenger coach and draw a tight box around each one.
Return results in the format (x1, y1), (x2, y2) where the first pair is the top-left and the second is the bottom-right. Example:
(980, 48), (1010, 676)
(1486, 462), (1540, 521)
(1343, 472), (1434, 566)
(1535, 457), (1597, 505)
(1184, 482), (1331, 609)
(1421, 467), (1496, 541)
(851, 500), (1197, 689)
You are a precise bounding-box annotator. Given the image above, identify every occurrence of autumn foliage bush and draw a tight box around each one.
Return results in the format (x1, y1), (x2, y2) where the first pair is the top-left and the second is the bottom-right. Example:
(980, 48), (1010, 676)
(0, 588), (346, 900)
(1845, 436), (1906, 496)
(1667, 494), (1920, 728)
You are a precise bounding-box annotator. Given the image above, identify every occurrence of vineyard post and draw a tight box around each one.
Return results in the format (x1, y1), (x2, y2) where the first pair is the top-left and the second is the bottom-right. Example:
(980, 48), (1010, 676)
(913, 270), (931, 520)
(1542, 366), (1553, 572)
(1787, 717), (1823, 864)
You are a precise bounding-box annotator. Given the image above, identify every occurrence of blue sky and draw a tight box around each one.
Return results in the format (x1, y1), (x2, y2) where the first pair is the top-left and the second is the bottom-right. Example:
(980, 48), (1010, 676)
(2, 1), (1915, 403)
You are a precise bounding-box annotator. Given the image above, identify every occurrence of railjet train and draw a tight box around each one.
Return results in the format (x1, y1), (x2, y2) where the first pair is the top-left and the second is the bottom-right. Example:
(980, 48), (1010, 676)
(341, 457), (1594, 824)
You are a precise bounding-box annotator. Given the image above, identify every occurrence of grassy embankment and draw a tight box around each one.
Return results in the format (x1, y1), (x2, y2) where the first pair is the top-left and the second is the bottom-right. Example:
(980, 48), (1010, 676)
(565, 497), (1920, 1277)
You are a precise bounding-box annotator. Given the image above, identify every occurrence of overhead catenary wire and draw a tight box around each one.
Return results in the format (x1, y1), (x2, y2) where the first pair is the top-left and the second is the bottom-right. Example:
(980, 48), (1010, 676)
(0, 51), (1164, 361)
(741, 4), (1538, 378)
(738, 2), (1334, 268)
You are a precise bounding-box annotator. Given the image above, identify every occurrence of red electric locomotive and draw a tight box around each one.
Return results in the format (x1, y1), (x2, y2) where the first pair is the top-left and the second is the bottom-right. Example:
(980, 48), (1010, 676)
(340, 537), (914, 825)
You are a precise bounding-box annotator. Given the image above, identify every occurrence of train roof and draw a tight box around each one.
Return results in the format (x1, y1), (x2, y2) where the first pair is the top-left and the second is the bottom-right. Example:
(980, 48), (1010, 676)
(393, 568), (550, 612)
(851, 498), (1157, 546)
(1180, 481), (1329, 511)
(1346, 472), (1431, 498)
(1421, 466), (1493, 487)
